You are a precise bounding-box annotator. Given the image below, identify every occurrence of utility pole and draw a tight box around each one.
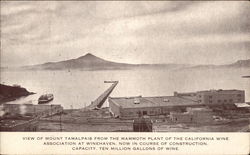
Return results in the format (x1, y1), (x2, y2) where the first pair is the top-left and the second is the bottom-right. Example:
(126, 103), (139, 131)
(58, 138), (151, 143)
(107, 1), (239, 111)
(70, 105), (73, 117)
(50, 104), (53, 119)
(60, 112), (62, 132)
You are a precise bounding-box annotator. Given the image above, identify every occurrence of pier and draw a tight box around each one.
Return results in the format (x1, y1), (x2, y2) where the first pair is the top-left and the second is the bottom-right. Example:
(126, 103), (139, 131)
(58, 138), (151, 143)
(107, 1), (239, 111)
(85, 81), (118, 110)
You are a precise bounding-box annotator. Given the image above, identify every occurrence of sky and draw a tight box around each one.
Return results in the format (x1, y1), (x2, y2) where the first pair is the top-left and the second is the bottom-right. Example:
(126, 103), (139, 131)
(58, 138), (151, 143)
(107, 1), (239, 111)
(1, 1), (250, 67)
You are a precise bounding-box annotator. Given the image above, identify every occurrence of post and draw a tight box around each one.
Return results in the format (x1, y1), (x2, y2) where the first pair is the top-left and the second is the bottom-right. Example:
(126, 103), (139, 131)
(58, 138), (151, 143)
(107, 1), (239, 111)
(50, 104), (52, 119)
(60, 112), (62, 132)
(71, 105), (73, 117)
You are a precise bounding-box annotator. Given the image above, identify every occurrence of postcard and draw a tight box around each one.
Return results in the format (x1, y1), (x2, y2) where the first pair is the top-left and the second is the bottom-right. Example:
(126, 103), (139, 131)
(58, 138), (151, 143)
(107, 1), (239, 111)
(0, 1), (249, 154)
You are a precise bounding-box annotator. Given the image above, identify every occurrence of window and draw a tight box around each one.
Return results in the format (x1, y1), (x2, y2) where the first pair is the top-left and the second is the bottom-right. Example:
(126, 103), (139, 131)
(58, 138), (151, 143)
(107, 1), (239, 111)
(209, 100), (212, 103)
(237, 94), (241, 97)
(143, 111), (147, 115)
(209, 96), (212, 98)
(224, 100), (227, 102)
(229, 99), (233, 103)
(218, 100), (221, 103)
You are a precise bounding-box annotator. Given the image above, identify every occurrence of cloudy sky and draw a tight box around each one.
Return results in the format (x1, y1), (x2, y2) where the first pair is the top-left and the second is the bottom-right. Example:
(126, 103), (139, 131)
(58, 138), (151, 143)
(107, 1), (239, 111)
(1, 1), (250, 67)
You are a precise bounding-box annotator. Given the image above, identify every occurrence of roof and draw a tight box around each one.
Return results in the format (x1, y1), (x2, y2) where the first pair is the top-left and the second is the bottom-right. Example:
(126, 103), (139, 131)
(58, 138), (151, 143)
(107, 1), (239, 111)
(187, 107), (212, 111)
(109, 96), (200, 109)
(234, 103), (250, 108)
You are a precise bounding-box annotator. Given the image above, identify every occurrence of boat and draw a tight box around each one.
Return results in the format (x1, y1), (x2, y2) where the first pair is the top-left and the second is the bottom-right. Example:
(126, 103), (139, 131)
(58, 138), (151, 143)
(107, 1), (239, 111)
(242, 76), (250, 78)
(38, 94), (54, 104)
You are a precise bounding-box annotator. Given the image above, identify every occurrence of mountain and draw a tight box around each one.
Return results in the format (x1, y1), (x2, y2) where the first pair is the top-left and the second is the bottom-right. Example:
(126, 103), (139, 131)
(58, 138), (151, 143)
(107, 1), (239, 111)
(21, 53), (186, 70)
(22, 53), (134, 70)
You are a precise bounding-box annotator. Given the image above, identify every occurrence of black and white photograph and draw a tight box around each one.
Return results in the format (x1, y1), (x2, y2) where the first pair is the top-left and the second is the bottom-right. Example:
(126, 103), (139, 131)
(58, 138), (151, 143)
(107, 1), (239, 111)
(0, 1), (250, 133)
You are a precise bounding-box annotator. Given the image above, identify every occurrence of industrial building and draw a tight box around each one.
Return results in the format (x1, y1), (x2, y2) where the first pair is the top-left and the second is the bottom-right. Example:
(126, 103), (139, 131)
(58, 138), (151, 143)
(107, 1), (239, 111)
(109, 89), (245, 119)
(109, 95), (204, 119)
(196, 89), (245, 105)
(173, 89), (245, 105)
(234, 102), (250, 112)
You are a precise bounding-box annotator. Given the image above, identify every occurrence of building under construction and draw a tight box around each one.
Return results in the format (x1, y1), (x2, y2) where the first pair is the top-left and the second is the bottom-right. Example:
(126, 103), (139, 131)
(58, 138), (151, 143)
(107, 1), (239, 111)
(109, 89), (245, 119)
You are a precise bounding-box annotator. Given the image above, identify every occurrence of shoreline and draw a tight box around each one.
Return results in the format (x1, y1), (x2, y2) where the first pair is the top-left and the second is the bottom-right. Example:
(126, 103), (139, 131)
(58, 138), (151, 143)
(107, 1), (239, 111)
(0, 92), (35, 104)
(0, 84), (35, 104)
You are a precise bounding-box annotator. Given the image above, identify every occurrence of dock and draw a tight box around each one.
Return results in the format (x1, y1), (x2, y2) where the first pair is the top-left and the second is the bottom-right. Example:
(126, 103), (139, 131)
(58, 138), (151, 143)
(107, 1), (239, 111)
(85, 81), (118, 110)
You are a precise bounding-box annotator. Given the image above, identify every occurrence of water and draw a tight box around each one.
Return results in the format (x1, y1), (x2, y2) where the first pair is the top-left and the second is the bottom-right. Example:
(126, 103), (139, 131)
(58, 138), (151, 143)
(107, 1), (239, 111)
(1, 68), (249, 109)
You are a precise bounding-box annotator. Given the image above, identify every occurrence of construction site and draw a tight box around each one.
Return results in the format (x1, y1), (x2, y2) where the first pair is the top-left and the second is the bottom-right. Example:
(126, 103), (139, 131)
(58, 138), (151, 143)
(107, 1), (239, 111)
(1, 81), (250, 132)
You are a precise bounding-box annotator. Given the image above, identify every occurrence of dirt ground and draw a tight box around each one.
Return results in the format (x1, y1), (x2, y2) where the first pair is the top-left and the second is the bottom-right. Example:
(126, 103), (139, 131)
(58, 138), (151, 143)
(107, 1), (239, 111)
(36, 108), (250, 132)
(154, 119), (250, 132)
(37, 108), (133, 132)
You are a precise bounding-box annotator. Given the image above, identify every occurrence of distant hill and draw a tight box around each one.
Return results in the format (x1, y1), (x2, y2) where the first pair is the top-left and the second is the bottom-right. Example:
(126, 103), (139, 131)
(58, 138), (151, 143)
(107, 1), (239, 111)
(225, 59), (250, 68)
(182, 59), (250, 70)
(21, 53), (187, 71)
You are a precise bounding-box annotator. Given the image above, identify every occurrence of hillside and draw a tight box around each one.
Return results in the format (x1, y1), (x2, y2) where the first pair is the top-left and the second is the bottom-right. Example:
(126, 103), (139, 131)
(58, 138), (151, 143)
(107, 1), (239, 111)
(0, 84), (34, 103)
